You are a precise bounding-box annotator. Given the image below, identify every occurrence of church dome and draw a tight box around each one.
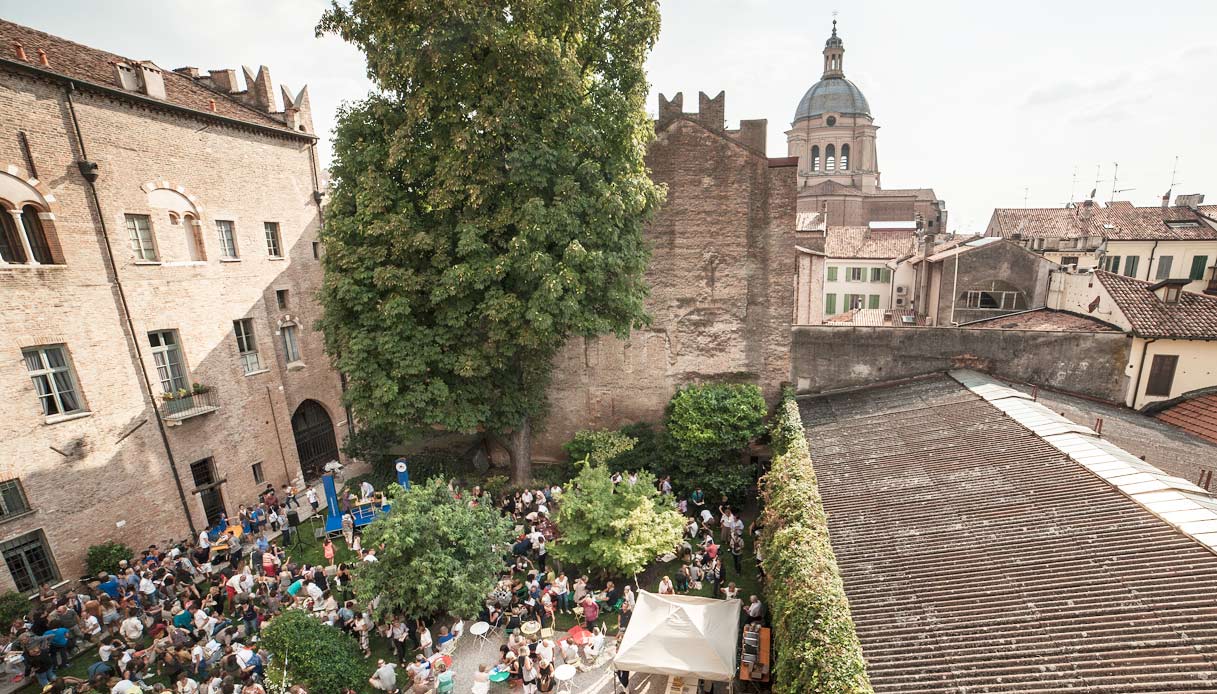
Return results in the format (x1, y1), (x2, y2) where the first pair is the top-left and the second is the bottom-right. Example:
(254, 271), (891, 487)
(793, 77), (871, 122)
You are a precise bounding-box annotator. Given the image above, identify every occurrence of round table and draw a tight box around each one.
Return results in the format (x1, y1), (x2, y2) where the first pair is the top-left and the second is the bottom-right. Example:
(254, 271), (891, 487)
(428, 653), (453, 670)
(520, 620), (541, 639)
(488, 666), (511, 683)
(553, 664), (576, 693)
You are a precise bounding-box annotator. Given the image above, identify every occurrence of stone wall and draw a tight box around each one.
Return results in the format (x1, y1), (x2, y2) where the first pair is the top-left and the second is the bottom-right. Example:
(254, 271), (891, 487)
(0, 67), (345, 586)
(930, 241), (1056, 325)
(791, 325), (1132, 403)
(537, 94), (797, 459)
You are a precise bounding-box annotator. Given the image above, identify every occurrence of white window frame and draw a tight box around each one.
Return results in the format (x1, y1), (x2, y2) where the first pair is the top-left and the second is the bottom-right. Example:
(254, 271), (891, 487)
(22, 345), (84, 417)
(148, 330), (188, 394)
(125, 214), (158, 261)
(216, 220), (239, 259)
(233, 319), (262, 374)
(264, 222), (283, 258)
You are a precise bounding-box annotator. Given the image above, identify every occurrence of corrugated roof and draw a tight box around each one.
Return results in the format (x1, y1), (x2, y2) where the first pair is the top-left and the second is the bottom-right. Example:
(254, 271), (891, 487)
(824, 226), (916, 259)
(0, 18), (306, 137)
(798, 371), (1217, 692)
(1095, 270), (1217, 338)
(990, 203), (1217, 241)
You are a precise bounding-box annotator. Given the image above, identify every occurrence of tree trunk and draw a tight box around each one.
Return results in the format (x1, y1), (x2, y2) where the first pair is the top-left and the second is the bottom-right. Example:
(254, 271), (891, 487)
(503, 416), (533, 486)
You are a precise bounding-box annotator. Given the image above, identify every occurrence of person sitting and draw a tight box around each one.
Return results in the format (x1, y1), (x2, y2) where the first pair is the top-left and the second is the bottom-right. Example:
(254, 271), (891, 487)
(436, 625), (453, 649)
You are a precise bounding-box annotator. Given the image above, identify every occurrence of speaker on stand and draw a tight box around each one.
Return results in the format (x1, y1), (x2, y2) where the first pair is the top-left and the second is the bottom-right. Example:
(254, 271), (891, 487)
(284, 509), (301, 547)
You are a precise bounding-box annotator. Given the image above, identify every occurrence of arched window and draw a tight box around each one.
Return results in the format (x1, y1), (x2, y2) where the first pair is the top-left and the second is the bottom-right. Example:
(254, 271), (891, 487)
(810, 145), (820, 172)
(825, 144), (836, 172)
(840, 144), (850, 171)
(21, 206), (53, 264)
(0, 209), (25, 263)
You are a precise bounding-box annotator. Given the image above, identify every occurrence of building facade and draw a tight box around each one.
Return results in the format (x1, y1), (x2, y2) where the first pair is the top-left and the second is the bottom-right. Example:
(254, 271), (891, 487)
(0, 20), (347, 588)
(786, 22), (947, 231)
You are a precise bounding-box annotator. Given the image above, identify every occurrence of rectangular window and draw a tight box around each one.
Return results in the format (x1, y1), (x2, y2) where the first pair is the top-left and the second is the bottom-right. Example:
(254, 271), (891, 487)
(844, 293), (864, 310)
(880, 268), (892, 283)
(275, 289), (289, 310)
(264, 222), (283, 257)
(827, 267), (838, 282)
(1156, 256), (1174, 280)
(868, 295), (880, 309)
(1123, 256), (1140, 278)
(282, 324), (301, 363)
(2, 530), (58, 593)
(251, 462), (265, 485)
(1061, 256), (1079, 267)
(870, 268), (883, 282)
(125, 214), (157, 261)
(148, 330), (188, 394)
(0, 479), (31, 519)
(22, 345), (83, 417)
(233, 319), (261, 374)
(311, 241), (321, 260)
(1190, 255), (1209, 280)
(1145, 354), (1179, 397)
(825, 294), (836, 315)
(216, 220), (238, 259)
(1105, 255), (1121, 274)
(847, 267), (864, 282)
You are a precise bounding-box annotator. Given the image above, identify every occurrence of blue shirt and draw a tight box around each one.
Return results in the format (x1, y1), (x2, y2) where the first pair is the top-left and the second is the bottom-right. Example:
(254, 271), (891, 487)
(43, 627), (69, 647)
(98, 577), (120, 599)
(255, 537), (269, 553)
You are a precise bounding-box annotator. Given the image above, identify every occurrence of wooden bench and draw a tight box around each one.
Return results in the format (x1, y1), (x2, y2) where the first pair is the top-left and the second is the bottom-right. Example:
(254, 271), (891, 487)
(739, 626), (771, 685)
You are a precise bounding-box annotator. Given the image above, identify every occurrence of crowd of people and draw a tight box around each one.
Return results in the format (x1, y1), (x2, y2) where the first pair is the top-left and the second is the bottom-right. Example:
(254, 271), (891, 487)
(0, 471), (765, 694)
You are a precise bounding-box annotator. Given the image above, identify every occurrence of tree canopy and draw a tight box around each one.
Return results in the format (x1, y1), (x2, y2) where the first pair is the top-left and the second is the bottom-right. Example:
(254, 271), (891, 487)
(551, 461), (684, 578)
(353, 478), (514, 621)
(316, 0), (665, 483)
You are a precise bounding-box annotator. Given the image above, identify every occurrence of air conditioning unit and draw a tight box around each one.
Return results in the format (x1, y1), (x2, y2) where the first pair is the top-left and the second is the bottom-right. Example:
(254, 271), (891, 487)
(895, 285), (908, 295)
(895, 297), (905, 306)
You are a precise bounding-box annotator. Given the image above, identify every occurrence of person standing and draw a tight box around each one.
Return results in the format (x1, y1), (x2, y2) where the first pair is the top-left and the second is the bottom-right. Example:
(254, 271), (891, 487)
(306, 487), (319, 514)
(730, 533), (743, 575)
(323, 538), (335, 566)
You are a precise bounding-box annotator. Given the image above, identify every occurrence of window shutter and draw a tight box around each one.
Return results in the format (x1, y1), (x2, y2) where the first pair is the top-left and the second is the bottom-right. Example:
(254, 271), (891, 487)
(827, 267), (838, 282)
(1145, 354), (1179, 397)
(1190, 255), (1209, 280)
(825, 294), (836, 315)
(868, 295), (880, 309)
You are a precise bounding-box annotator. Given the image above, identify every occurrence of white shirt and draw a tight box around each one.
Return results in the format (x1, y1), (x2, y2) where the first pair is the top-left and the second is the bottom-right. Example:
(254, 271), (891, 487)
(111, 679), (139, 694)
(198, 532), (210, 549)
(361, 481), (375, 498)
(306, 489), (318, 503)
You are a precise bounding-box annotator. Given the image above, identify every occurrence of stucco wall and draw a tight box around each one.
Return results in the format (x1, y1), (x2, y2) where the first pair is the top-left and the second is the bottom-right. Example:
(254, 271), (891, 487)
(791, 325), (1132, 402)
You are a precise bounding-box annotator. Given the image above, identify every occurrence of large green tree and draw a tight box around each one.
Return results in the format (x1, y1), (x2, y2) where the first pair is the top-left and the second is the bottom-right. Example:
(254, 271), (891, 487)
(354, 478), (514, 621)
(551, 462), (684, 578)
(317, 0), (664, 483)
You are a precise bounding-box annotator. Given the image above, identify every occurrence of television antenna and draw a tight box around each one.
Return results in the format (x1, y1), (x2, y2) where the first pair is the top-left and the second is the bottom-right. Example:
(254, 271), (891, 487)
(1023, 186), (1029, 207)
(1167, 155), (1181, 200)
(1109, 162), (1134, 203)
(1091, 164), (1104, 201)
(1065, 165), (1078, 207)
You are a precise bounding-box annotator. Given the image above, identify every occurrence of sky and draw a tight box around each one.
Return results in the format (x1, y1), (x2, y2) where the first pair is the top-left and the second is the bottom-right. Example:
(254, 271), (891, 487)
(3, 0), (1216, 232)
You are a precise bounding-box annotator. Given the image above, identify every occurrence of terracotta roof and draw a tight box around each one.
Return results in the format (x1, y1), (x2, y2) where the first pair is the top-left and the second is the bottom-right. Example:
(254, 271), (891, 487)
(799, 373), (1217, 692)
(802, 179), (863, 196)
(0, 19), (306, 137)
(1155, 391), (1217, 446)
(825, 308), (925, 326)
(1095, 270), (1217, 338)
(963, 308), (1121, 331)
(824, 226), (916, 259)
(795, 211), (827, 232)
(989, 203), (1217, 241)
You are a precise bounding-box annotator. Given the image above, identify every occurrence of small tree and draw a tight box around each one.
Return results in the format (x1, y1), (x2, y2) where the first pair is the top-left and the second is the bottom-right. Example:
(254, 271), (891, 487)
(260, 611), (366, 694)
(563, 429), (637, 466)
(354, 478), (513, 621)
(663, 383), (767, 501)
(86, 541), (133, 577)
(551, 462), (684, 578)
(0, 592), (29, 626)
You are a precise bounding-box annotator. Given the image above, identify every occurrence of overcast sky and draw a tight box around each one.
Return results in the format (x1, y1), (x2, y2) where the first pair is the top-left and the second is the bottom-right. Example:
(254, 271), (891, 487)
(5, 0), (1216, 231)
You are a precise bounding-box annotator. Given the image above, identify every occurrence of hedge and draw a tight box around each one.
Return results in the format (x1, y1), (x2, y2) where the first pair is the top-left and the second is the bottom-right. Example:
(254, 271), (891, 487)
(259, 610), (367, 693)
(759, 393), (873, 693)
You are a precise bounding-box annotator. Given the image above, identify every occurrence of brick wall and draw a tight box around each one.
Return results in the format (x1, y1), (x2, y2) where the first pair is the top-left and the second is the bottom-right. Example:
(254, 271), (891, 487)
(0, 68), (346, 587)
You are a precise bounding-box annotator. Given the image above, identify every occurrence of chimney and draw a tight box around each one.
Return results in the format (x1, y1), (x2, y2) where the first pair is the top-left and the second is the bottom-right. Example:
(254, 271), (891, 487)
(1078, 198), (1094, 222)
(112, 62), (141, 91)
(1162, 191), (1171, 209)
(174, 66), (200, 78)
(36, 48), (48, 66)
(137, 62), (166, 100)
(12, 43), (26, 61)
(206, 69), (239, 93)
(657, 92), (683, 127)
(915, 232), (936, 321)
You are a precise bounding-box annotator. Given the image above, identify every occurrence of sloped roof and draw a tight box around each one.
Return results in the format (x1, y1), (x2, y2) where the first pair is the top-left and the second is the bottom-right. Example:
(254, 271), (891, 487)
(962, 307), (1121, 331)
(802, 179), (863, 196)
(1095, 270), (1217, 338)
(795, 211), (827, 232)
(0, 18), (305, 137)
(1155, 391), (1217, 445)
(824, 226), (916, 259)
(798, 372), (1217, 692)
(990, 202), (1217, 241)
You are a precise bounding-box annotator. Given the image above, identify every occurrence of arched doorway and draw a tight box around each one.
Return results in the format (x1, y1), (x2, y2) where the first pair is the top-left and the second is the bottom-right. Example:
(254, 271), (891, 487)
(291, 400), (338, 481)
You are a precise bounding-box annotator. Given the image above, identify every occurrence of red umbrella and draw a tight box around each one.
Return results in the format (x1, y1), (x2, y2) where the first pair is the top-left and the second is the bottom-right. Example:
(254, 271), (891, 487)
(428, 653), (453, 669)
(566, 625), (590, 645)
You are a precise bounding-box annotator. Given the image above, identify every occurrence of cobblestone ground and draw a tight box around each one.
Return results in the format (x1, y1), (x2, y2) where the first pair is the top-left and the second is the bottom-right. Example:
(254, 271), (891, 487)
(446, 628), (621, 693)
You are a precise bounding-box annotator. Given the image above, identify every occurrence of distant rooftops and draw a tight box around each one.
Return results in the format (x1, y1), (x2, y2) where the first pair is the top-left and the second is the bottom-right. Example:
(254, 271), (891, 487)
(1094, 269), (1217, 339)
(990, 198), (1217, 241)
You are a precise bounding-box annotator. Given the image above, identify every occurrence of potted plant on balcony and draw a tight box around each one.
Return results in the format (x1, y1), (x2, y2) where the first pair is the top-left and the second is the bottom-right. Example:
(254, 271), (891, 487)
(162, 388), (194, 416)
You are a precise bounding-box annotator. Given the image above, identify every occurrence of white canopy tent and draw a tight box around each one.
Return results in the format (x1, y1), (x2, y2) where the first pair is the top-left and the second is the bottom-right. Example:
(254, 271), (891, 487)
(613, 590), (742, 682)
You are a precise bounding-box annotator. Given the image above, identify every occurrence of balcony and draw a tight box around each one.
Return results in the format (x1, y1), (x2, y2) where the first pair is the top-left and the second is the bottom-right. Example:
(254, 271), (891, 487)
(160, 385), (219, 424)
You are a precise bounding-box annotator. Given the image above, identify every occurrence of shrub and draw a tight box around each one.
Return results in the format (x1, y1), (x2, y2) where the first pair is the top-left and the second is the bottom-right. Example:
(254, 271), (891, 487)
(86, 541), (133, 577)
(0, 591), (29, 626)
(663, 383), (767, 502)
(260, 610), (366, 693)
(563, 429), (637, 466)
(760, 395), (873, 694)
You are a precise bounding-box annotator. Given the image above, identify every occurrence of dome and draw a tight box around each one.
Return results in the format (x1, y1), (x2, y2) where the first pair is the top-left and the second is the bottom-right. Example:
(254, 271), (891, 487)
(793, 77), (871, 122)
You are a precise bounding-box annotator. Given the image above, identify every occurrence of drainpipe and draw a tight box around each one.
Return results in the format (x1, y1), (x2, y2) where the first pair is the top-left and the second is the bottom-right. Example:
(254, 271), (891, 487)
(949, 249), (960, 325)
(1130, 337), (1157, 409)
(64, 82), (197, 535)
(1145, 240), (1159, 282)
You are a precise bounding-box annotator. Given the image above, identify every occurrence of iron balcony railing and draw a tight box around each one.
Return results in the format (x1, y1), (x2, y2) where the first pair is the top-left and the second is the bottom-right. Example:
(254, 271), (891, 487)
(159, 385), (219, 423)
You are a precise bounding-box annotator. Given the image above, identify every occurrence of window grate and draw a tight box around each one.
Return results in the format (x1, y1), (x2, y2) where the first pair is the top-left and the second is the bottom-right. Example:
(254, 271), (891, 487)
(1, 530), (58, 593)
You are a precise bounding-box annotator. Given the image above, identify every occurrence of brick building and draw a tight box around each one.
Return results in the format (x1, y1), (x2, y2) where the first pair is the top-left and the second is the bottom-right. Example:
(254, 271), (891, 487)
(0, 20), (347, 589)
(539, 92), (797, 458)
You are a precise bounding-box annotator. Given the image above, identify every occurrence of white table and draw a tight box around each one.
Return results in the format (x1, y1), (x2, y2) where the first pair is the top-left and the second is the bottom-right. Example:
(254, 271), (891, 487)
(554, 663), (577, 693)
(470, 620), (491, 652)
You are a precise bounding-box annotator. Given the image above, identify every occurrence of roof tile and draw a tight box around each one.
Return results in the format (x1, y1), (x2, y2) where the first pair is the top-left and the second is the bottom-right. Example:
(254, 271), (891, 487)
(1095, 270), (1217, 338)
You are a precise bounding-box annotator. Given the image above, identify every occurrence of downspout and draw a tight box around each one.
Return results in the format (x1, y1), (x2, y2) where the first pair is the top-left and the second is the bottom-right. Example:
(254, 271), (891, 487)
(64, 82), (197, 535)
(949, 251), (960, 325)
(1131, 337), (1158, 409)
(266, 385), (293, 482)
(307, 143), (356, 437)
(1145, 240), (1159, 282)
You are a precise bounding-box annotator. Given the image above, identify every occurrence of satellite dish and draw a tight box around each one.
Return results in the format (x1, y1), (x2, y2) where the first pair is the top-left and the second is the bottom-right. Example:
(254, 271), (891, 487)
(395, 460), (408, 473)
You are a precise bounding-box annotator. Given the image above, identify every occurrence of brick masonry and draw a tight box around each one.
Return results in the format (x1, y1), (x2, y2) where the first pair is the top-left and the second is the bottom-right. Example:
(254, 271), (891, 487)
(0, 65), (347, 587)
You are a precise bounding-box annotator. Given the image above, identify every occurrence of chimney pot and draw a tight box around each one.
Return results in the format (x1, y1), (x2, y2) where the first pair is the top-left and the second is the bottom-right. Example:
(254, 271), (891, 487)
(13, 43), (26, 61)
(209, 99), (217, 112)
(36, 48), (48, 66)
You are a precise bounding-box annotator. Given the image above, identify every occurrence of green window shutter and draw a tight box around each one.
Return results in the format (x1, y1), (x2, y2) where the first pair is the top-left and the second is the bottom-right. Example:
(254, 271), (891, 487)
(825, 294), (836, 315)
(1156, 256), (1173, 280)
(827, 267), (838, 282)
(870, 268), (882, 282)
(881, 268), (892, 282)
(868, 295), (880, 309)
(1190, 255), (1209, 280)
(1123, 256), (1139, 278)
